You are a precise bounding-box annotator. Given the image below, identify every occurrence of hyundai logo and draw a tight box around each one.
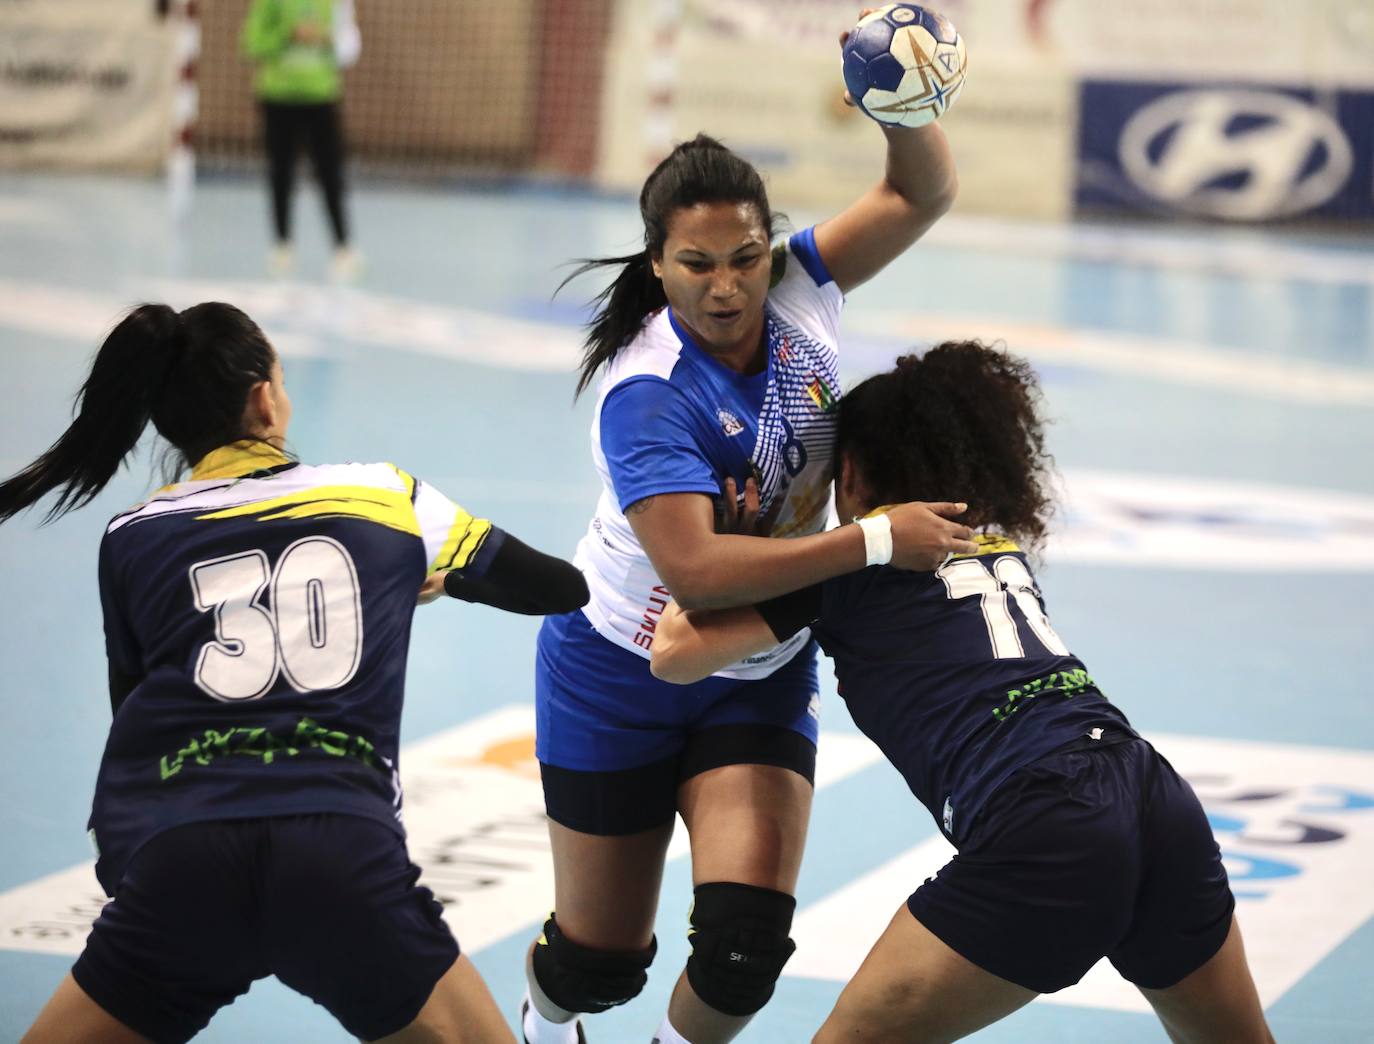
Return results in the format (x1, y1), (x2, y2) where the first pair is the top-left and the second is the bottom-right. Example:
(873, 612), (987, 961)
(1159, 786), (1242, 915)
(1118, 89), (1353, 220)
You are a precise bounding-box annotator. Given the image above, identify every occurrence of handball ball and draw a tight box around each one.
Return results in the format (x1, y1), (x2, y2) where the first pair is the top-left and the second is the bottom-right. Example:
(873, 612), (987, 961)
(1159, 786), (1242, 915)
(842, 4), (967, 128)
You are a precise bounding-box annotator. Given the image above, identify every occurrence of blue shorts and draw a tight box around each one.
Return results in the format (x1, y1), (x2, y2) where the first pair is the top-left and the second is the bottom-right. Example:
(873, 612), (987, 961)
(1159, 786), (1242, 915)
(907, 735), (1234, 994)
(535, 609), (820, 834)
(72, 814), (458, 1043)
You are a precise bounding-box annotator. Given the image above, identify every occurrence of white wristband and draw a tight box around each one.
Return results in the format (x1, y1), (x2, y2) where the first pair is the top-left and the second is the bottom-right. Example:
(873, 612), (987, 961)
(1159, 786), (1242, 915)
(856, 513), (893, 567)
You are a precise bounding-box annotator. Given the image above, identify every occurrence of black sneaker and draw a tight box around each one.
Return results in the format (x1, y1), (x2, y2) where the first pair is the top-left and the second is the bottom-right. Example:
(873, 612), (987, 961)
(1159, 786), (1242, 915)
(520, 998), (587, 1044)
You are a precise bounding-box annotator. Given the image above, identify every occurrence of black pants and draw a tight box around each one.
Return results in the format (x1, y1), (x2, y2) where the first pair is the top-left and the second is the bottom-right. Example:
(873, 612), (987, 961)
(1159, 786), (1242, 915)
(261, 100), (349, 247)
(73, 815), (457, 1043)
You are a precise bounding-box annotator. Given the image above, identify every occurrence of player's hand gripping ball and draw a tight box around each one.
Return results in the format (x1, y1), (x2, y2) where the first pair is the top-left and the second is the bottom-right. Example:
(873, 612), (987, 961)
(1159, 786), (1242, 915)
(842, 4), (967, 128)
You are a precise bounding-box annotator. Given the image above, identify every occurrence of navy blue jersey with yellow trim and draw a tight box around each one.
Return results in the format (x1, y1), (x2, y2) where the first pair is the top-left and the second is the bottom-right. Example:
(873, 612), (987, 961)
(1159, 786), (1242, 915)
(809, 535), (1135, 844)
(89, 442), (495, 893)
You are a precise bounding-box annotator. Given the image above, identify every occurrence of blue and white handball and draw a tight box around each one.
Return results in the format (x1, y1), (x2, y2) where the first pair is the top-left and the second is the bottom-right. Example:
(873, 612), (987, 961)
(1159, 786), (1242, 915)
(842, 4), (967, 128)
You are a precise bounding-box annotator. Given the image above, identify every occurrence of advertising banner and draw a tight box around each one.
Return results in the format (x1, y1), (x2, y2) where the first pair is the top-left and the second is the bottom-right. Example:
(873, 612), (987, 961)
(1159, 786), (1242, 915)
(1076, 80), (1374, 222)
(594, 0), (1076, 220)
(0, 1), (177, 173)
(1019, 0), (1374, 88)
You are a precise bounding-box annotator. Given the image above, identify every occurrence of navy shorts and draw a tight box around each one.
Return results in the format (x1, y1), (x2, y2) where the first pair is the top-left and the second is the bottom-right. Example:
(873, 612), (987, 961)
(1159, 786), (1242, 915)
(536, 609), (819, 834)
(907, 736), (1234, 994)
(72, 814), (458, 1043)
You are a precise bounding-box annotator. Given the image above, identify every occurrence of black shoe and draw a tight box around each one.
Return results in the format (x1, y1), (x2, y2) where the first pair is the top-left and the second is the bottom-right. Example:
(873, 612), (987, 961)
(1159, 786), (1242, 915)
(521, 998), (587, 1043)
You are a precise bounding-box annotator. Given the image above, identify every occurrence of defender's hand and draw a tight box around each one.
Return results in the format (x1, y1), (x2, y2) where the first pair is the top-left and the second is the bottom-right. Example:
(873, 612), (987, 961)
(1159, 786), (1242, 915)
(418, 571), (447, 605)
(715, 475), (761, 535)
(885, 501), (977, 570)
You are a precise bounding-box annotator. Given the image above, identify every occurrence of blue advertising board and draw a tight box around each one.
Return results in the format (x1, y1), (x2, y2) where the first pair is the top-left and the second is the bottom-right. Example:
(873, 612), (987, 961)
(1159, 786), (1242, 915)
(1076, 80), (1374, 222)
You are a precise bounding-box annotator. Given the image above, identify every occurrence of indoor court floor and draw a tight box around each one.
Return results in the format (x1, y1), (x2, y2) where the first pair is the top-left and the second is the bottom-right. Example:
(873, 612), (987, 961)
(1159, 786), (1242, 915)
(0, 171), (1370, 1041)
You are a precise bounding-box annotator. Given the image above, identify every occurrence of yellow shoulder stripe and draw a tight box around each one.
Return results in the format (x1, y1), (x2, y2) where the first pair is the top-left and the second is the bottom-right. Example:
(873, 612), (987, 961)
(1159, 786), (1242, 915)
(387, 463), (417, 502)
(195, 484), (422, 538)
(431, 513), (493, 572)
(951, 533), (1021, 559)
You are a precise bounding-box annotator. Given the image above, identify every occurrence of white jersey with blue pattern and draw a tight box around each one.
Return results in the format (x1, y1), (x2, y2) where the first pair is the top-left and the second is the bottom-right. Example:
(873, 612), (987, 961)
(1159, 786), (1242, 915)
(575, 227), (843, 680)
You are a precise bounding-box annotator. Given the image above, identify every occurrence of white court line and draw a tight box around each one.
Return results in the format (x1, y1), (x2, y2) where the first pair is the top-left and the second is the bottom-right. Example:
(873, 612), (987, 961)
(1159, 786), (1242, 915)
(846, 311), (1374, 407)
(923, 213), (1374, 289)
(0, 276), (1370, 406)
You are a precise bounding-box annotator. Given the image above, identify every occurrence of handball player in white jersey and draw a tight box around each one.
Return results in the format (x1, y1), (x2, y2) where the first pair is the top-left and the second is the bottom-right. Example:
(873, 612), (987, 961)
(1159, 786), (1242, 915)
(520, 89), (973, 1044)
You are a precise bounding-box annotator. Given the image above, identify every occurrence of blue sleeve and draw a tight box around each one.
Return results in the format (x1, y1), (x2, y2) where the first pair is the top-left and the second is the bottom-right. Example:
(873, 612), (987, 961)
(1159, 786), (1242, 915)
(788, 226), (835, 287)
(600, 377), (720, 512)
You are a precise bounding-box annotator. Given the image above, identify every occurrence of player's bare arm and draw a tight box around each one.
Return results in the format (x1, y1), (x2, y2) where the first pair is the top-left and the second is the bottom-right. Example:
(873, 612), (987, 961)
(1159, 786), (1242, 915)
(650, 601), (777, 684)
(812, 124), (957, 294)
(623, 491), (975, 610)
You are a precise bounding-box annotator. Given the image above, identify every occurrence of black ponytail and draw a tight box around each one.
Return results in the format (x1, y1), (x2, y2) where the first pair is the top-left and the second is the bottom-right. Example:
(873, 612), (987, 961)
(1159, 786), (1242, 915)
(566, 134), (776, 396)
(565, 251), (666, 396)
(0, 301), (275, 525)
(0, 305), (181, 524)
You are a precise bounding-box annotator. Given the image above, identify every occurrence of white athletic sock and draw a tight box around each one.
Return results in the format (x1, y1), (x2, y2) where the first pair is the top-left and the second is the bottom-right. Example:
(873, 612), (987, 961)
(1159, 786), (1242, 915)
(522, 990), (581, 1044)
(652, 1013), (692, 1044)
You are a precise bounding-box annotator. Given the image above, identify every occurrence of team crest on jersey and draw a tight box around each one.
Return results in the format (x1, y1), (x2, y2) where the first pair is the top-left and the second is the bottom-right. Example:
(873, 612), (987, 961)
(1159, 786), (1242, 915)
(717, 409), (745, 436)
(806, 373), (837, 413)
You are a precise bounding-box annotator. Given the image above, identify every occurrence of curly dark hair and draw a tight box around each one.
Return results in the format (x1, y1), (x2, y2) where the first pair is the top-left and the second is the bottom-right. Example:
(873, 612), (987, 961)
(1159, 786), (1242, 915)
(836, 340), (1056, 551)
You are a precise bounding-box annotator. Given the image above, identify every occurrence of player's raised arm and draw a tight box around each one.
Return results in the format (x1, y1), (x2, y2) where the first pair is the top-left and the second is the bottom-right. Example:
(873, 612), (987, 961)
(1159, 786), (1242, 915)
(813, 5), (968, 293)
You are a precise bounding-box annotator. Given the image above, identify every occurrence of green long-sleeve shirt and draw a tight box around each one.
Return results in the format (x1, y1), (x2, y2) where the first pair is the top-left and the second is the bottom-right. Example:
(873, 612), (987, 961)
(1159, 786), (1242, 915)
(241, 0), (342, 104)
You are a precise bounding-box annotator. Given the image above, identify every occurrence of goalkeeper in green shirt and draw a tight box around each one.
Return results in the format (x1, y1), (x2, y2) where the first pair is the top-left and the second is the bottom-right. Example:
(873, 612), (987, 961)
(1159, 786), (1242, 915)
(242, 0), (361, 280)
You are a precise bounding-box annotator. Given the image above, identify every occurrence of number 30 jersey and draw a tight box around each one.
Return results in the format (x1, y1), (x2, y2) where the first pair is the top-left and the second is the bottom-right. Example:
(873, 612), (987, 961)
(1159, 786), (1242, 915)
(89, 442), (494, 893)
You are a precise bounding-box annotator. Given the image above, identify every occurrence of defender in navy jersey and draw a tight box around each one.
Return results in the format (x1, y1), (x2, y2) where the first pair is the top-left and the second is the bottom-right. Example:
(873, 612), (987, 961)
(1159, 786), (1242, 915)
(522, 122), (976, 1044)
(0, 302), (585, 1043)
(651, 342), (1275, 1043)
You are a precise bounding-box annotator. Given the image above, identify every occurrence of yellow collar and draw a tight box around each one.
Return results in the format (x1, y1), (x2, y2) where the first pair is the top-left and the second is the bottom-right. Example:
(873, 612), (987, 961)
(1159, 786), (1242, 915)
(190, 441), (292, 481)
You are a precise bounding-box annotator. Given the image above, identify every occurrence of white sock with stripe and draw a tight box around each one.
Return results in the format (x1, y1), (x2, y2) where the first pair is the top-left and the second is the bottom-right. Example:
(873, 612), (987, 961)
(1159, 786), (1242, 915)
(652, 1013), (692, 1044)
(522, 990), (581, 1044)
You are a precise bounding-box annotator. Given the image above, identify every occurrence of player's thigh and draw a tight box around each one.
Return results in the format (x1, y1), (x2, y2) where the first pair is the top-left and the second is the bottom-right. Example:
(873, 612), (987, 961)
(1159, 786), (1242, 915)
(678, 760), (813, 891)
(548, 816), (675, 950)
(64, 821), (265, 1043)
(814, 904), (1036, 1044)
(1136, 916), (1274, 1044)
(21, 974), (150, 1044)
(261, 102), (301, 167)
(677, 655), (820, 891)
(262, 816), (460, 1041)
(375, 955), (515, 1044)
(303, 103), (344, 172)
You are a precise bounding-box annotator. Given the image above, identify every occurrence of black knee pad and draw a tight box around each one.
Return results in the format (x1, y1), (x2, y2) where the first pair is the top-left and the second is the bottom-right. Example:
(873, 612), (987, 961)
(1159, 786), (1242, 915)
(685, 882), (797, 1017)
(531, 915), (657, 1015)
